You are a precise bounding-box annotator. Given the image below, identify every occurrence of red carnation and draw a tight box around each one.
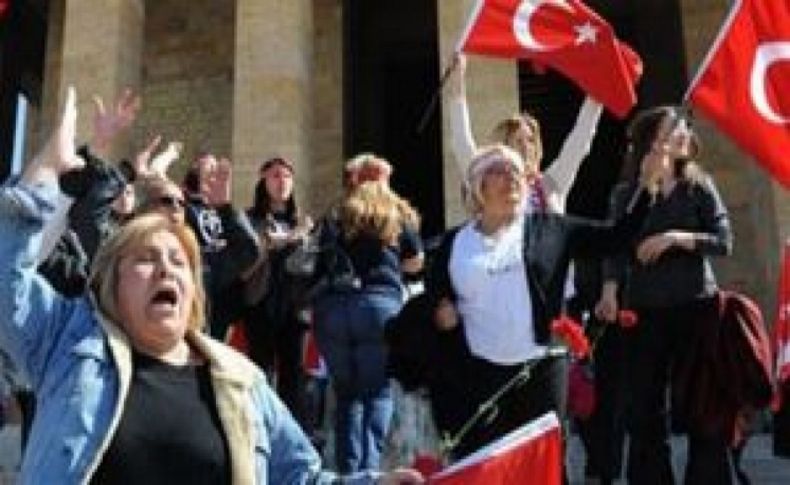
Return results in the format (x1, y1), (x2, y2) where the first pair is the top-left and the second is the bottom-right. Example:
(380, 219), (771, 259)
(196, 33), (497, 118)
(568, 361), (596, 419)
(412, 453), (444, 477)
(551, 316), (590, 359)
(617, 309), (639, 329)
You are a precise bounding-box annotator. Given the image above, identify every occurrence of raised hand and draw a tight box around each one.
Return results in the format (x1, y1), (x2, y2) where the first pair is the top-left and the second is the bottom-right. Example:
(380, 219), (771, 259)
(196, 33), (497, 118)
(91, 88), (140, 156)
(149, 140), (183, 178)
(132, 135), (162, 179)
(204, 157), (232, 207)
(23, 86), (85, 185)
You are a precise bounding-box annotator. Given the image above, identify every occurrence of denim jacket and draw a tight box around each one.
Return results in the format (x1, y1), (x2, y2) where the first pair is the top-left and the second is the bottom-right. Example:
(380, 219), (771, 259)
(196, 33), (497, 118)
(0, 180), (380, 484)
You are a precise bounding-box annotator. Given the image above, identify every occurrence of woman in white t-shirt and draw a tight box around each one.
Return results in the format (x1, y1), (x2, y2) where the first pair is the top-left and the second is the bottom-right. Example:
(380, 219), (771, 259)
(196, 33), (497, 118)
(425, 144), (663, 463)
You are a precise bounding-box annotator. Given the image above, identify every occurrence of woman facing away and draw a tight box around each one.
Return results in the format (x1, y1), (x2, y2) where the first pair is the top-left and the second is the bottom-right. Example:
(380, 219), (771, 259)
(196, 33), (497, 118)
(595, 106), (734, 484)
(424, 142), (666, 466)
(447, 53), (603, 214)
(312, 162), (423, 474)
(0, 87), (422, 485)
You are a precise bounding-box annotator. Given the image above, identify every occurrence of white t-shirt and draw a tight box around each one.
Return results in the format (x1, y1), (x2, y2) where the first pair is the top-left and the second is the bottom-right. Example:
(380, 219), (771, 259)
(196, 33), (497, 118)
(449, 217), (544, 365)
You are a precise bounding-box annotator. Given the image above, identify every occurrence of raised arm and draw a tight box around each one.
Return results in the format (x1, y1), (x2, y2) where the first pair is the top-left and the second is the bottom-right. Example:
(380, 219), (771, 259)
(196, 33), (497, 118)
(447, 54), (478, 175)
(0, 87), (86, 386)
(542, 97), (603, 212)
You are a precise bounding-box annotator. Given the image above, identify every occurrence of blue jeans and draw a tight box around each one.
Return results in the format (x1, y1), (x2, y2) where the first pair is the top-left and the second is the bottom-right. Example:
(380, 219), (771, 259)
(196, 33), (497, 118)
(313, 288), (401, 472)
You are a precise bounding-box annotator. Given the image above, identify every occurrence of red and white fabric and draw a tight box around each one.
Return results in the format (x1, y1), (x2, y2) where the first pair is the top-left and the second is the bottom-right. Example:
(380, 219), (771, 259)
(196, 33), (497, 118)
(687, 0), (790, 187)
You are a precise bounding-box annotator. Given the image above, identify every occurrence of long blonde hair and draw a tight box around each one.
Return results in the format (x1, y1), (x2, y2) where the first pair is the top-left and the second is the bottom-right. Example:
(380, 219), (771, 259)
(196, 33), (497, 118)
(89, 213), (206, 332)
(338, 180), (420, 246)
(491, 113), (542, 176)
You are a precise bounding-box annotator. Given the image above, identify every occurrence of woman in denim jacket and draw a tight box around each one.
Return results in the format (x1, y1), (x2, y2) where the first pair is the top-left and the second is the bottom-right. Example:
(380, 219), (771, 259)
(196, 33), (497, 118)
(0, 88), (421, 485)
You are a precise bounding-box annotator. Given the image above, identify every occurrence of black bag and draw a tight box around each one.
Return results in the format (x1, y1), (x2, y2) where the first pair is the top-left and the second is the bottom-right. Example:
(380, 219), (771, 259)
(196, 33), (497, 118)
(285, 219), (358, 304)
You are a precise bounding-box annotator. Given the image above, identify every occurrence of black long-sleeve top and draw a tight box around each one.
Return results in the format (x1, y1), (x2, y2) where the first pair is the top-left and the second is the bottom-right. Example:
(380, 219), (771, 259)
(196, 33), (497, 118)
(603, 175), (732, 309)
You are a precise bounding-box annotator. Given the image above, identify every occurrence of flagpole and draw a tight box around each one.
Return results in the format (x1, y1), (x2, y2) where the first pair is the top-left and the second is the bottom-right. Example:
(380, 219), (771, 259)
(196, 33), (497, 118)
(415, 54), (460, 134)
(683, 0), (743, 101)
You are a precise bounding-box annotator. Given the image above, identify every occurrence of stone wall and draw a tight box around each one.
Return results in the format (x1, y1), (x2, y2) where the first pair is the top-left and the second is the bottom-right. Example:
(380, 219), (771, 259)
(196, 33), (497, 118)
(232, 0), (314, 210)
(134, 0), (235, 183)
(311, 0), (343, 214)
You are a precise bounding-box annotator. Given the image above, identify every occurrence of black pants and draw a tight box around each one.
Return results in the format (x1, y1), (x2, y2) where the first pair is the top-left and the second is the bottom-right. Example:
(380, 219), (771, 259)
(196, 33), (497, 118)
(627, 300), (734, 485)
(247, 316), (306, 424)
(577, 319), (627, 484)
(435, 349), (569, 460)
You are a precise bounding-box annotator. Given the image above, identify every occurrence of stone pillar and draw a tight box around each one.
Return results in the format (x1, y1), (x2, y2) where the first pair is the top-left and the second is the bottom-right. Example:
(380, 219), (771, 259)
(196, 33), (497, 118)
(232, 0), (314, 210)
(38, 0), (143, 160)
(311, 0), (344, 213)
(680, 0), (780, 314)
(438, 0), (521, 226)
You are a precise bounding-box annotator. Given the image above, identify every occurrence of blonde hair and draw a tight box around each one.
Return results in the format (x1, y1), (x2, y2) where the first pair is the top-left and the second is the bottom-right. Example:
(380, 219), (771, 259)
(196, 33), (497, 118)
(491, 113), (542, 176)
(339, 180), (420, 246)
(89, 213), (206, 332)
(343, 153), (393, 189)
(465, 144), (525, 214)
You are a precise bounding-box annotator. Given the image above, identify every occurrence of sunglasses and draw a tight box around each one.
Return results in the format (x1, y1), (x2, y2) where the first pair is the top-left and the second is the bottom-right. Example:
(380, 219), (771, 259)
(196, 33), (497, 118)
(157, 195), (186, 210)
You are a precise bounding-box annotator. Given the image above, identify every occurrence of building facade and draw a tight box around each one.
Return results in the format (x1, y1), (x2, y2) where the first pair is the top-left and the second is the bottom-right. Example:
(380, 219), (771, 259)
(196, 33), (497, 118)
(1, 0), (788, 315)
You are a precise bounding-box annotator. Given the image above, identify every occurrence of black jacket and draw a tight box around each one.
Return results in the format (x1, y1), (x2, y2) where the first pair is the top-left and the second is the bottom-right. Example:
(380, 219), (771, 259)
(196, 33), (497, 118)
(186, 198), (259, 338)
(427, 190), (652, 345)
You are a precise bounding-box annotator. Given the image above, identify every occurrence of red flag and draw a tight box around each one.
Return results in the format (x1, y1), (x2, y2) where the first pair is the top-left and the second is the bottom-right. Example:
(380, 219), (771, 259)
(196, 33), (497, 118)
(0, 0), (8, 19)
(775, 242), (790, 385)
(687, 0), (790, 187)
(430, 413), (562, 485)
(458, 0), (642, 118)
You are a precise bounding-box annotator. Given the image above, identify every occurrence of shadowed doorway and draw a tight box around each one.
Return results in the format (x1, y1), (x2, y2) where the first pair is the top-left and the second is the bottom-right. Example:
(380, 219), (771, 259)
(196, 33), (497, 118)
(344, 0), (445, 237)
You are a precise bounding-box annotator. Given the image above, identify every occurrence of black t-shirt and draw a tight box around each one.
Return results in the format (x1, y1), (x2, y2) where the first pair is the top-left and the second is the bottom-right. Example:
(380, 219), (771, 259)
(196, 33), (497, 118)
(91, 352), (231, 485)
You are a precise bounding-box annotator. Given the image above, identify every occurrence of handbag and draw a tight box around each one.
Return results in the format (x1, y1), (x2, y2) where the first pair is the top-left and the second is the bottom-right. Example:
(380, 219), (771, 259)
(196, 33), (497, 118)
(285, 238), (320, 278)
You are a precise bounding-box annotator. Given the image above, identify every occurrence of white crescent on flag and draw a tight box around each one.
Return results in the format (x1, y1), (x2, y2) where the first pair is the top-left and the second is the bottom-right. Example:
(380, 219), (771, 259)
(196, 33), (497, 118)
(750, 41), (790, 125)
(513, 0), (573, 51)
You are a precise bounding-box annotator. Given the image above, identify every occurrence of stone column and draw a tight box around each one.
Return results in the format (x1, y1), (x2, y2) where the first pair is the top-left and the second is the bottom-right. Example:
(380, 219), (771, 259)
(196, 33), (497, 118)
(232, 0), (314, 209)
(311, 0), (344, 213)
(680, 0), (780, 314)
(38, 0), (143, 160)
(438, 0), (521, 226)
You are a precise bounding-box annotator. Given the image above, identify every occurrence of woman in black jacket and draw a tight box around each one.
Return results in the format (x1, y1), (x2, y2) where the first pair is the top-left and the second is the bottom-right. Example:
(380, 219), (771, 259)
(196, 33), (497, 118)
(424, 143), (662, 465)
(596, 106), (734, 485)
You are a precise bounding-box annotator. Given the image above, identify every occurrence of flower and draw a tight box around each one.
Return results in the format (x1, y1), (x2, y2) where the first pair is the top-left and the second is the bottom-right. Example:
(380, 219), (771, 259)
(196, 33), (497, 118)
(551, 316), (590, 359)
(412, 453), (444, 477)
(568, 360), (596, 419)
(618, 309), (639, 328)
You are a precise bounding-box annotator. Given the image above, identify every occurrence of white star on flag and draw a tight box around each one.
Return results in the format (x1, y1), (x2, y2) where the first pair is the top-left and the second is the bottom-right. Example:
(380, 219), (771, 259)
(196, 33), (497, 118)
(574, 22), (598, 45)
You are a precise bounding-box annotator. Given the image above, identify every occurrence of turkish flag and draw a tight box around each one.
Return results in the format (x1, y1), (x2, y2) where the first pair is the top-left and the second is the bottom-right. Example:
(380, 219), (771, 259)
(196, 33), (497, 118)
(429, 413), (562, 485)
(687, 0), (790, 187)
(775, 242), (790, 385)
(458, 0), (642, 118)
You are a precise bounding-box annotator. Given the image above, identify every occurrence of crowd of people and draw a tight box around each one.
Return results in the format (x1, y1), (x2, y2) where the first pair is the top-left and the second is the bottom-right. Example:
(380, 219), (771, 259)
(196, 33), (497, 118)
(0, 52), (779, 485)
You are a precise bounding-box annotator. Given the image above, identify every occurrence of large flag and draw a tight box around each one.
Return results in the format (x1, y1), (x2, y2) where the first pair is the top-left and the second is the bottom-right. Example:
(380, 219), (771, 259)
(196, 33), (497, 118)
(430, 412), (562, 485)
(776, 242), (790, 385)
(687, 0), (790, 187)
(457, 0), (642, 118)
